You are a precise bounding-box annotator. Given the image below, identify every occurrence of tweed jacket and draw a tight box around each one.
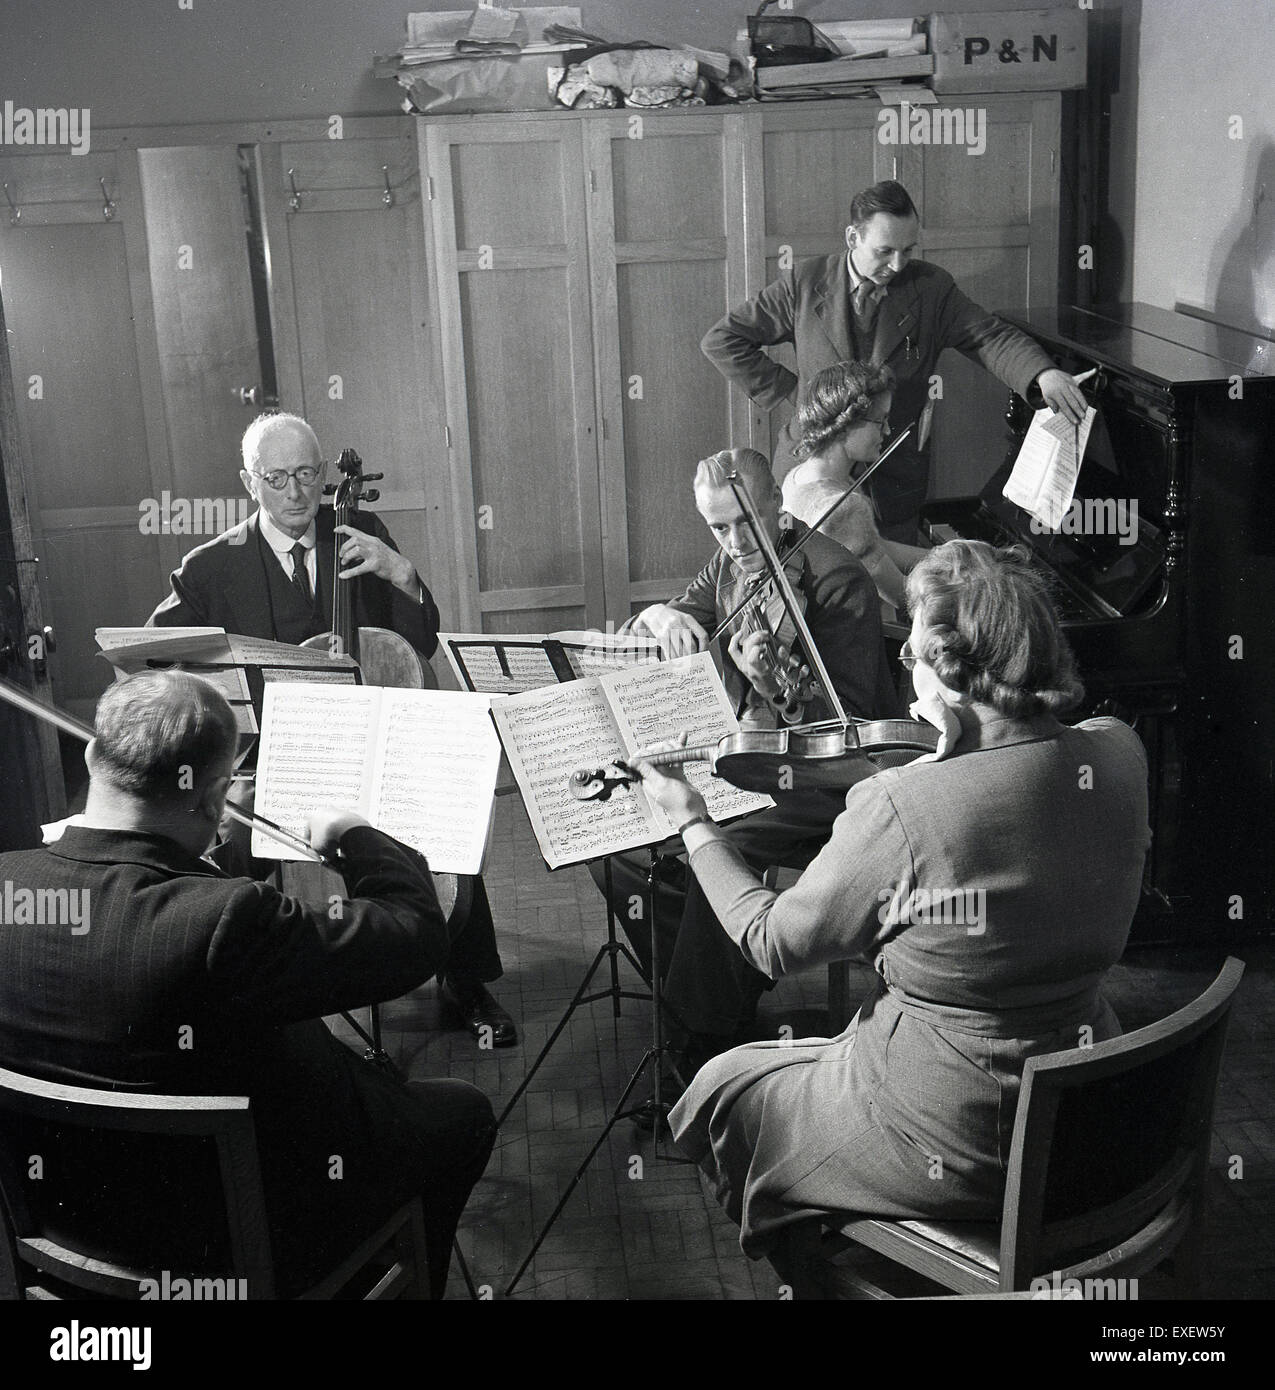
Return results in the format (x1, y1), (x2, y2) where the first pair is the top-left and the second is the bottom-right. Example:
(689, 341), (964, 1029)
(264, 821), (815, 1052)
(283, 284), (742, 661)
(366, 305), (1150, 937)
(702, 254), (1056, 524)
(666, 519), (899, 724)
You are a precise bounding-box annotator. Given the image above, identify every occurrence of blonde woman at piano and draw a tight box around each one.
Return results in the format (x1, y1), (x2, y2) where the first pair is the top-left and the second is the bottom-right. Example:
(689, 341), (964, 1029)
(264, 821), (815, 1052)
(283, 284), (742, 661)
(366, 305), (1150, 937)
(781, 361), (928, 618)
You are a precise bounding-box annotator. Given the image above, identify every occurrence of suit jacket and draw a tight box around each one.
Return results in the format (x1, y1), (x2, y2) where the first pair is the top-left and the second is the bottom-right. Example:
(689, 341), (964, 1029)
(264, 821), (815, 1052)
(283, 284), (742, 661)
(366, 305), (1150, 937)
(0, 824), (454, 1290)
(667, 520), (898, 724)
(702, 254), (1056, 525)
(148, 507), (440, 659)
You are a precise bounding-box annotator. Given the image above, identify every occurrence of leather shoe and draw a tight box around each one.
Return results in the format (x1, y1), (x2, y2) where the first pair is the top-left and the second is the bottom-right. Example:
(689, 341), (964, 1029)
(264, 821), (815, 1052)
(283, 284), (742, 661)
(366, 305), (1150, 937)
(439, 976), (518, 1048)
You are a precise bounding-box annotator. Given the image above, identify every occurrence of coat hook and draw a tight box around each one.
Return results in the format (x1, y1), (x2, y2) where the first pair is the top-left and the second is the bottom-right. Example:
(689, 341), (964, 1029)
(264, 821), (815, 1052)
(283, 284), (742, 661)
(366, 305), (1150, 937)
(2, 182), (20, 226)
(382, 165), (394, 209)
(99, 178), (116, 221)
(287, 167), (302, 212)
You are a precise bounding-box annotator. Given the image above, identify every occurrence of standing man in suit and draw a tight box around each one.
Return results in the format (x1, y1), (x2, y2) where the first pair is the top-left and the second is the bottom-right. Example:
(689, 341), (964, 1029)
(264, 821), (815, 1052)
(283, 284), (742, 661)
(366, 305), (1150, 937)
(149, 411), (516, 1047)
(701, 180), (1088, 540)
(0, 671), (495, 1298)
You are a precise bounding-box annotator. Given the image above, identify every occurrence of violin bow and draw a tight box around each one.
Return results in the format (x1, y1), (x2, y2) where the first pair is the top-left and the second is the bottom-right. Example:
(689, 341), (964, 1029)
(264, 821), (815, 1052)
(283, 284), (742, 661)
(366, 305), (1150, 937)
(708, 420), (914, 643)
(0, 672), (324, 863)
(725, 472), (851, 731)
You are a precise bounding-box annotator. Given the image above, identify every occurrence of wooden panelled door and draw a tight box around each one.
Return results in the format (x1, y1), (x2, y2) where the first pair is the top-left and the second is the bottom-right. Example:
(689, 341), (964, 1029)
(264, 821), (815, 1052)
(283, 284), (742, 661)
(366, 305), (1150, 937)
(256, 127), (450, 639)
(583, 111), (749, 620)
(0, 144), (272, 719)
(422, 119), (606, 634)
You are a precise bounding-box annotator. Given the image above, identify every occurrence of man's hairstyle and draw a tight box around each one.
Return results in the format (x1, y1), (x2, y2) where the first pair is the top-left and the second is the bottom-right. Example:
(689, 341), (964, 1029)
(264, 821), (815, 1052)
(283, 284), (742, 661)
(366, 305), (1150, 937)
(241, 411), (319, 474)
(693, 448), (776, 502)
(793, 361), (896, 461)
(848, 180), (919, 230)
(906, 540), (1084, 718)
(92, 671), (238, 800)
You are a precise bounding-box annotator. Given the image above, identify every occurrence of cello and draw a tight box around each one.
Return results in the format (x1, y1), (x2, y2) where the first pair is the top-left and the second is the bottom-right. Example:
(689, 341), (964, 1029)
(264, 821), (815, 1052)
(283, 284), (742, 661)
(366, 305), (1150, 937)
(301, 448), (436, 689)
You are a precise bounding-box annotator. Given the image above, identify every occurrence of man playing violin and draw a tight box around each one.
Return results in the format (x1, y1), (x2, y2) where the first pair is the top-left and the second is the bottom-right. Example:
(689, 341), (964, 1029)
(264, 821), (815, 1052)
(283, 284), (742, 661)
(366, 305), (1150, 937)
(601, 447), (898, 1081)
(148, 412), (517, 1047)
(0, 671), (495, 1298)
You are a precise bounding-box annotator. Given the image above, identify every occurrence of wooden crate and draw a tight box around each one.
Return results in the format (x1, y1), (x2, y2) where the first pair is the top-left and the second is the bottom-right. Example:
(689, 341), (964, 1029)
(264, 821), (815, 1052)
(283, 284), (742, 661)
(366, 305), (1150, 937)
(930, 9), (1087, 93)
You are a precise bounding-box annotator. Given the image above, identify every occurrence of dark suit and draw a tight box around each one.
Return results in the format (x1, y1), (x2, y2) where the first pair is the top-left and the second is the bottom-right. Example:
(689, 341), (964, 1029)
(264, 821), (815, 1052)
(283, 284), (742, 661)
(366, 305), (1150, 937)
(148, 507), (440, 658)
(0, 824), (494, 1297)
(702, 254), (1056, 530)
(147, 507), (502, 987)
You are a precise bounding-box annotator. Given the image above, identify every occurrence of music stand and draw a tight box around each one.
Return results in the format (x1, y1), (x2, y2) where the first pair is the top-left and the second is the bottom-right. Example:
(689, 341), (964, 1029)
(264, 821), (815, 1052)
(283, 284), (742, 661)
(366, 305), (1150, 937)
(502, 841), (694, 1297)
(495, 855), (663, 1128)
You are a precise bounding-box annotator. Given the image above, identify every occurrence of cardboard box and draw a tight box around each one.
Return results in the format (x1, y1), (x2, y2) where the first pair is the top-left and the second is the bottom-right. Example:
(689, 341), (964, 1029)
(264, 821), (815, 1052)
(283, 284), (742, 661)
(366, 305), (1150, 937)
(930, 9), (1087, 93)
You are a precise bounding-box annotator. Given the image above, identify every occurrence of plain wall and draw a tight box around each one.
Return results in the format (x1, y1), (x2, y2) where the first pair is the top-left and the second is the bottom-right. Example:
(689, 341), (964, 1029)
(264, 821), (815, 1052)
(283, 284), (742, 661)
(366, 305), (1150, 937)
(1124, 0), (1274, 339)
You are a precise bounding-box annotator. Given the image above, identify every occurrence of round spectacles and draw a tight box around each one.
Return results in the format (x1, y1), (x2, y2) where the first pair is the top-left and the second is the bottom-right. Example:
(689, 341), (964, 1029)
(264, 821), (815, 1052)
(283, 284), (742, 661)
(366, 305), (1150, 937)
(899, 639), (919, 670)
(252, 465), (322, 491)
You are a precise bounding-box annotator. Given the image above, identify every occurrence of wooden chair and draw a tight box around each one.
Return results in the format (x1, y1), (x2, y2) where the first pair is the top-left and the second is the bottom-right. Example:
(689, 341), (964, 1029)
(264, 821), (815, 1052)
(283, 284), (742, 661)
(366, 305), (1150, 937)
(776, 956), (1245, 1298)
(0, 1065), (429, 1300)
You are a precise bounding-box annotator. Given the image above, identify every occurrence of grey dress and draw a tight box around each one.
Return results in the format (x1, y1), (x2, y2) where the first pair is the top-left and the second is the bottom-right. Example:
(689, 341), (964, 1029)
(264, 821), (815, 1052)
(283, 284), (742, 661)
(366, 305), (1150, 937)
(669, 712), (1150, 1257)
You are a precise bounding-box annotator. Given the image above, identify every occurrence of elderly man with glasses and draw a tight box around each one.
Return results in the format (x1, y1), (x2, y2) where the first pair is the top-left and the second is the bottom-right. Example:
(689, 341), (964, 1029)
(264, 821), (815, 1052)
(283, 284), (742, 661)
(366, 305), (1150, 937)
(148, 411), (517, 1048)
(150, 411), (438, 656)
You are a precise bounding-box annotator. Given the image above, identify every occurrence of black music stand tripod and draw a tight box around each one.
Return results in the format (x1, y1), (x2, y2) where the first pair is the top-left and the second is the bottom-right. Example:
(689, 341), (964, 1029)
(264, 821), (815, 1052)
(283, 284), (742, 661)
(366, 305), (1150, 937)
(495, 855), (657, 1129)
(503, 841), (694, 1297)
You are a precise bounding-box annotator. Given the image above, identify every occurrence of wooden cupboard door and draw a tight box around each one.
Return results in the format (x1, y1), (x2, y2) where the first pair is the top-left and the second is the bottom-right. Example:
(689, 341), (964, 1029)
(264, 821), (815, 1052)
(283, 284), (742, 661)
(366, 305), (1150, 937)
(136, 145), (267, 504)
(910, 95), (1060, 313)
(259, 130), (448, 631)
(748, 105), (895, 473)
(910, 94), (1061, 497)
(0, 149), (176, 718)
(0, 286), (65, 835)
(422, 120), (603, 634)
(584, 113), (749, 617)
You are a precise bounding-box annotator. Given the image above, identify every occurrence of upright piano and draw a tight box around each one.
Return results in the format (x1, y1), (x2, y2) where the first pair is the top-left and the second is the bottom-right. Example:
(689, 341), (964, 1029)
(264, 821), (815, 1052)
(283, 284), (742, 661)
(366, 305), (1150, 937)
(923, 303), (1275, 941)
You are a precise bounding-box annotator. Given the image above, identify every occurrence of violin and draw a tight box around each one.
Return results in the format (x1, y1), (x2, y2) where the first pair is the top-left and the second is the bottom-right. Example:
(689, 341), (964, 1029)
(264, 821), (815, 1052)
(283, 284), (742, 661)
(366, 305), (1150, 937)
(569, 717), (940, 801)
(732, 566), (820, 725)
(301, 448), (436, 690)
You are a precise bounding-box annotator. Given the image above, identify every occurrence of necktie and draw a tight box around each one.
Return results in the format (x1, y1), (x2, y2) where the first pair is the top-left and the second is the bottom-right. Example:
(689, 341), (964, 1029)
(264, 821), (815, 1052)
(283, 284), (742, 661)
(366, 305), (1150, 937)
(852, 279), (881, 335)
(288, 542), (313, 607)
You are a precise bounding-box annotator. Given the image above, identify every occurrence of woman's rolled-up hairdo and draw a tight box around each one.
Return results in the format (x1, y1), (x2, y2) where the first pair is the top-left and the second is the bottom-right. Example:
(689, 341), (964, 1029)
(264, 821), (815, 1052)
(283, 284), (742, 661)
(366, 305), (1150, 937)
(905, 540), (1084, 718)
(793, 361), (896, 461)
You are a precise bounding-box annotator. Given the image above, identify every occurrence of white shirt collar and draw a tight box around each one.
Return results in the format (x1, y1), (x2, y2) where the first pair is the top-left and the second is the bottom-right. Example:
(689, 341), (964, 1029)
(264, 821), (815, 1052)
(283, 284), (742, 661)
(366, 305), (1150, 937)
(256, 508), (316, 557)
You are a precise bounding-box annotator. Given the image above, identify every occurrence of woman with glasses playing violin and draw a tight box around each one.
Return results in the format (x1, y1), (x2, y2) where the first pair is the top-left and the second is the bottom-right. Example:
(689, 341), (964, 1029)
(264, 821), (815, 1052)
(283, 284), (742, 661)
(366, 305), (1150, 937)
(781, 361), (929, 619)
(635, 539), (1150, 1268)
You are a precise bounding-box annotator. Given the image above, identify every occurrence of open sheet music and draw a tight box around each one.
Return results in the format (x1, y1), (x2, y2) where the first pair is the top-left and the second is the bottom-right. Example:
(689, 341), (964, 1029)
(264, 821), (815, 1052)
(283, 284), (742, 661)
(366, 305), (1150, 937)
(440, 629), (662, 694)
(491, 652), (774, 869)
(1003, 405), (1097, 531)
(252, 683), (501, 874)
(95, 626), (258, 734)
(95, 627), (361, 735)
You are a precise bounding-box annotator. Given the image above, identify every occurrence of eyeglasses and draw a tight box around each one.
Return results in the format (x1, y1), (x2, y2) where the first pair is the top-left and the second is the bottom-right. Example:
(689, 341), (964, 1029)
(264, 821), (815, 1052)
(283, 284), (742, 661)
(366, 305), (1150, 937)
(899, 639), (919, 670)
(251, 465), (322, 491)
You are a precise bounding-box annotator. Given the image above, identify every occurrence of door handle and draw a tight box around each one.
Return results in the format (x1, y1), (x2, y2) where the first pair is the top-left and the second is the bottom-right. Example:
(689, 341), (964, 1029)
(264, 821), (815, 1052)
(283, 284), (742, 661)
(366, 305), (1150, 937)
(235, 385), (279, 408)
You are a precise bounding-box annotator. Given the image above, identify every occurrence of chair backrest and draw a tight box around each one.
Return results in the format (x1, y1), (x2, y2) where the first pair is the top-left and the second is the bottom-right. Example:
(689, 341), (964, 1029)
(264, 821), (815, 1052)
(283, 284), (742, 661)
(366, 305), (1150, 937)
(0, 1065), (275, 1300)
(998, 956), (1244, 1289)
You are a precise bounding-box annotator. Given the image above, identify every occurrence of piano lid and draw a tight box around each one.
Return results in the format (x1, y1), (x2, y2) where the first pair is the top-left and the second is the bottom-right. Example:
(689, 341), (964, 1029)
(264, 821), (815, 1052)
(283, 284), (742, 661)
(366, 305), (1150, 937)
(1003, 302), (1275, 387)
